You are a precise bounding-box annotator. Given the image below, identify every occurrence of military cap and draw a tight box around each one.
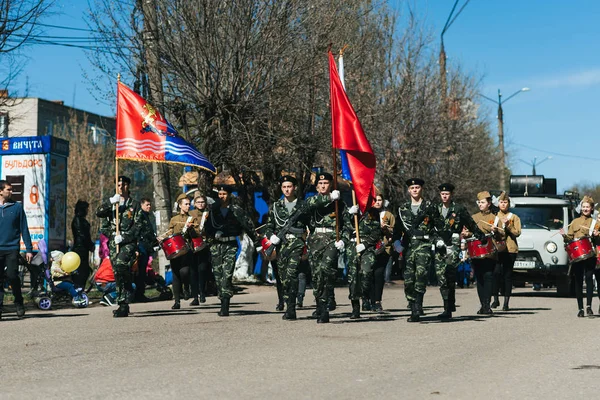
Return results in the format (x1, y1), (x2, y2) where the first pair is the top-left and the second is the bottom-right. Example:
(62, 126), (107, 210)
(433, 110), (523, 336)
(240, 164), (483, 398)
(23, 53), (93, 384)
(317, 172), (334, 182)
(118, 175), (131, 184)
(477, 191), (492, 200)
(497, 191), (510, 201)
(438, 183), (455, 192)
(176, 193), (189, 203)
(406, 178), (425, 187)
(216, 185), (233, 193)
(582, 195), (595, 206)
(279, 175), (298, 186)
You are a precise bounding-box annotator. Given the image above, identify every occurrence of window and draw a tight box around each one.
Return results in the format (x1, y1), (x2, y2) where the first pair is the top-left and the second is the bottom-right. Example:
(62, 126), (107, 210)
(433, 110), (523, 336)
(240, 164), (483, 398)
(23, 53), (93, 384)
(514, 205), (566, 230)
(0, 113), (8, 137)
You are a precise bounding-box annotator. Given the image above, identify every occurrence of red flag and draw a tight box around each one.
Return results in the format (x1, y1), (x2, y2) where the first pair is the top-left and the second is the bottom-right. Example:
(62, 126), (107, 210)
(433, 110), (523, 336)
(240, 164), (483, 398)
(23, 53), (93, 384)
(329, 51), (376, 211)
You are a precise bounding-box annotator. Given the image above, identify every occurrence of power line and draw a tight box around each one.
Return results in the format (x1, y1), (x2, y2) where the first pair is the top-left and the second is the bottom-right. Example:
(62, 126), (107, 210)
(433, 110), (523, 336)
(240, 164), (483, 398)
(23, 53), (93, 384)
(24, 21), (100, 33)
(514, 142), (600, 162)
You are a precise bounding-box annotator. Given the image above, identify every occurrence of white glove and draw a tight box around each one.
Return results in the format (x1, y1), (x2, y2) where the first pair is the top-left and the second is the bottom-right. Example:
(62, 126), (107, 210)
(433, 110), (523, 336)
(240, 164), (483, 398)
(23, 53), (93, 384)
(256, 246), (263, 253)
(356, 243), (366, 253)
(446, 246), (454, 255)
(330, 190), (340, 201)
(215, 231), (223, 239)
(153, 246), (160, 252)
(335, 240), (345, 250)
(269, 235), (281, 245)
(114, 234), (124, 244)
(436, 240), (445, 249)
(393, 240), (403, 253)
(109, 194), (121, 204)
(348, 205), (359, 215)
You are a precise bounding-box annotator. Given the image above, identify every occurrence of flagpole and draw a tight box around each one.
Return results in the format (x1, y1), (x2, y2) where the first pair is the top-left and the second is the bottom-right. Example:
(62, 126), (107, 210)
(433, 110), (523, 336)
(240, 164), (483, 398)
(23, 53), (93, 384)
(332, 147), (340, 242)
(338, 47), (360, 245)
(115, 74), (121, 253)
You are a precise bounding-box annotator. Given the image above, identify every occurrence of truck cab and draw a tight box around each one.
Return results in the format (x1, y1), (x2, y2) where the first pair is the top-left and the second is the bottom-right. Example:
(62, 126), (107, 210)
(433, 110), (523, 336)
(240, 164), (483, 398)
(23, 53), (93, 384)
(508, 175), (578, 295)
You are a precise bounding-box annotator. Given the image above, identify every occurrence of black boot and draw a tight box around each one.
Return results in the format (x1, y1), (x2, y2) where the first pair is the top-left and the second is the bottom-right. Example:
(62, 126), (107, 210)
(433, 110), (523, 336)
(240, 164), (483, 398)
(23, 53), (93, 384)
(276, 299), (284, 312)
(190, 297), (199, 306)
(350, 300), (361, 319)
(311, 304), (322, 319)
(416, 292), (425, 316)
(491, 297), (500, 309)
(317, 305), (330, 324)
(282, 300), (297, 320)
(482, 299), (493, 315)
(171, 301), (180, 310)
(113, 303), (129, 318)
(407, 301), (420, 322)
(362, 298), (371, 311)
(15, 303), (25, 319)
(328, 298), (337, 311)
(297, 295), (304, 308)
(502, 297), (510, 311)
(218, 298), (230, 317)
(448, 290), (457, 312)
(438, 299), (452, 319)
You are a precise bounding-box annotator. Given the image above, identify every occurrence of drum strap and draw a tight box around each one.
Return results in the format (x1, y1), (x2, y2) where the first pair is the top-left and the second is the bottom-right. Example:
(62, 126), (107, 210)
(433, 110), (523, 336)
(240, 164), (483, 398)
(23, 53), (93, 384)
(493, 216), (500, 228)
(589, 220), (596, 237)
(181, 216), (193, 234)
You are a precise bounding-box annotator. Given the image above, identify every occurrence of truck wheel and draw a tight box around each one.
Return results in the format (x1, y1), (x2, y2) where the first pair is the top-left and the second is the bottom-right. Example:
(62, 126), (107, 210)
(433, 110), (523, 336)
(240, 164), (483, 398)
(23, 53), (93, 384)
(556, 277), (574, 297)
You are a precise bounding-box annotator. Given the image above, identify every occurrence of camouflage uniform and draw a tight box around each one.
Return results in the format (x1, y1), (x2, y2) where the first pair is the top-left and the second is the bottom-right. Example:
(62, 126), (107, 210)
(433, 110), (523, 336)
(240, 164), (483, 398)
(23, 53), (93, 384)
(432, 202), (483, 311)
(264, 198), (309, 314)
(305, 194), (350, 318)
(205, 201), (256, 300)
(393, 200), (437, 305)
(345, 209), (384, 302)
(96, 197), (143, 305)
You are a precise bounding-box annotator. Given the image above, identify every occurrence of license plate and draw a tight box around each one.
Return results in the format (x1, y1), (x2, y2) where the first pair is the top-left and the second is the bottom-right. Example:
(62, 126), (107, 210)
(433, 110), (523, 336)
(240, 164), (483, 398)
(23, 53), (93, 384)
(514, 260), (536, 269)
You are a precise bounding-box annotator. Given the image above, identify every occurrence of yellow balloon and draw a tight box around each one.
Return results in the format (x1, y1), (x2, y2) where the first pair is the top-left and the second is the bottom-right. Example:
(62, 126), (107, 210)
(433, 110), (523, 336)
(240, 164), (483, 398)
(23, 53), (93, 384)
(61, 252), (81, 273)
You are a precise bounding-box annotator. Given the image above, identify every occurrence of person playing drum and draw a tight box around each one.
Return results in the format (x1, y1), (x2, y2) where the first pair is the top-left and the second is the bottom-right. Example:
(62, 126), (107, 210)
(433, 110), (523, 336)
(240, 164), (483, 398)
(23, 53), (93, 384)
(163, 193), (200, 310)
(469, 191), (503, 315)
(491, 192), (522, 311)
(560, 195), (599, 317)
(189, 194), (211, 304)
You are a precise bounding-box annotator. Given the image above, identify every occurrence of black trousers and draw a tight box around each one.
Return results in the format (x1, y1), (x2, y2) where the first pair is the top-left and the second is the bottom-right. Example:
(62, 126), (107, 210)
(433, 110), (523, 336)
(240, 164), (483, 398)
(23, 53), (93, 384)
(370, 253), (389, 302)
(472, 257), (495, 307)
(493, 252), (517, 299)
(171, 253), (192, 303)
(193, 248), (211, 299)
(135, 253), (149, 299)
(297, 258), (310, 301)
(571, 257), (599, 310)
(0, 250), (22, 306)
(72, 248), (91, 290)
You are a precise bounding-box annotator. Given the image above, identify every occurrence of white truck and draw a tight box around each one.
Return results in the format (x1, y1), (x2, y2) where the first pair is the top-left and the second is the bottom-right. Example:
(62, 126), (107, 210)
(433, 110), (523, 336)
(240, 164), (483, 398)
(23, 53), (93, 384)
(508, 176), (579, 296)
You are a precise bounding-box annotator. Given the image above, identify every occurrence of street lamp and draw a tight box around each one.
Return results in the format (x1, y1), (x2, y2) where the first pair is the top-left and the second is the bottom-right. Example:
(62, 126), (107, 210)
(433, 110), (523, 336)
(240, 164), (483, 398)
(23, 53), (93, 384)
(480, 87), (530, 190)
(440, 0), (471, 101)
(519, 156), (552, 176)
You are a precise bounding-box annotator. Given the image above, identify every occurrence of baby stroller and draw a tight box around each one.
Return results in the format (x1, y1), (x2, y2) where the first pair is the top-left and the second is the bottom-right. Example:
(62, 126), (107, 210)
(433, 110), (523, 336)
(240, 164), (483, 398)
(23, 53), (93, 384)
(30, 241), (89, 310)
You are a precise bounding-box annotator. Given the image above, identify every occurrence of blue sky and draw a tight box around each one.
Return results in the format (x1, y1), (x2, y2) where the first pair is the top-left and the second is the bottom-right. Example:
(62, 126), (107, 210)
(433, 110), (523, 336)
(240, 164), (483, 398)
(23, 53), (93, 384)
(12, 0), (600, 192)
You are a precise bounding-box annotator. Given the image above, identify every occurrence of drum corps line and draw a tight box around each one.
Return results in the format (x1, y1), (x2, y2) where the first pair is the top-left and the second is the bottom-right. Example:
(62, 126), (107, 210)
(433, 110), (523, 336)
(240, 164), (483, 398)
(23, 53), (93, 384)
(103, 174), (598, 321)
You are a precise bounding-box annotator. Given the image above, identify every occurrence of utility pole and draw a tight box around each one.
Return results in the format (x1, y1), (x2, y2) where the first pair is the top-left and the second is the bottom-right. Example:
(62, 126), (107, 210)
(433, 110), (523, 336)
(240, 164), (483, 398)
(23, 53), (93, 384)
(497, 91), (505, 190)
(141, 0), (171, 276)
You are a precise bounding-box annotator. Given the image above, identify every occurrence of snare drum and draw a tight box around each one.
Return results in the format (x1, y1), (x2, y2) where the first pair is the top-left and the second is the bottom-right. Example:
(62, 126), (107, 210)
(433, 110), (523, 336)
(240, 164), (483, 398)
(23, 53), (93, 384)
(191, 236), (206, 252)
(466, 237), (496, 259)
(565, 237), (595, 263)
(160, 233), (189, 260)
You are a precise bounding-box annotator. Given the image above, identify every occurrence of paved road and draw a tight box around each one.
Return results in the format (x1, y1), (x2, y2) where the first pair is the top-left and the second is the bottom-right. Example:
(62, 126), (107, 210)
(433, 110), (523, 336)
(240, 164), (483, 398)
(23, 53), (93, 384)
(1, 283), (599, 399)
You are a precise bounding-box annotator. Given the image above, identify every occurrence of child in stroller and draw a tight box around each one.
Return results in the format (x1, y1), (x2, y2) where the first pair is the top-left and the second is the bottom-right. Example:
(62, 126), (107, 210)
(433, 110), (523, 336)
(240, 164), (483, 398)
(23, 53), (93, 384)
(32, 249), (89, 310)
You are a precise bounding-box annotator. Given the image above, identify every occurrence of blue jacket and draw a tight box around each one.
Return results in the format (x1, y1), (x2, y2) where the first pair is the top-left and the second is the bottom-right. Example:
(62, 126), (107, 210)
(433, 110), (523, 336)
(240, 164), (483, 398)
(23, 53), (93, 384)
(0, 201), (33, 252)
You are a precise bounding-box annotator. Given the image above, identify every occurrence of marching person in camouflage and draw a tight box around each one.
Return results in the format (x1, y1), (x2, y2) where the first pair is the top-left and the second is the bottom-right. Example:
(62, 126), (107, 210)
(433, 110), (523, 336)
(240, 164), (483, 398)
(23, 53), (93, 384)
(135, 198), (159, 303)
(264, 175), (310, 321)
(96, 175), (144, 318)
(205, 186), (257, 317)
(392, 178), (438, 322)
(432, 183), (485, 319)
(305, 172), (347, 324)
(345, 201), (385, 319)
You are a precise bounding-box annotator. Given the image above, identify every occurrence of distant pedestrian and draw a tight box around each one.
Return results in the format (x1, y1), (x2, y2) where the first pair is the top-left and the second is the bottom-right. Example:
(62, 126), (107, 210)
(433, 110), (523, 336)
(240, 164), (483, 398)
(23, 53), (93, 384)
(71, 200), (95, 290)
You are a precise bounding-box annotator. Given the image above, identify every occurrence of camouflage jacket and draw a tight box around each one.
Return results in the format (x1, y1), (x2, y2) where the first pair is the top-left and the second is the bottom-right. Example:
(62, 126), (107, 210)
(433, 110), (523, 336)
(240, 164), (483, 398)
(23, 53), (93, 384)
(432, 201), (484, 245)
(204, 201), (257, 242)
(392, 199), (437, 244)
(138, 210), (158, 253)
(345, 209), (384, 248)
(264, 198), (309, 239)
(304, 194), (352, 240)
(96, 197), (143, 246)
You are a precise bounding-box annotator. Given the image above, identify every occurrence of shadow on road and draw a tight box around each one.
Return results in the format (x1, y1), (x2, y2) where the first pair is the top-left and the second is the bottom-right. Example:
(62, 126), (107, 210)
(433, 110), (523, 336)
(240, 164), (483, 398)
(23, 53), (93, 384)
(3, 312), (89, 320)
(133, 309), (199, 317)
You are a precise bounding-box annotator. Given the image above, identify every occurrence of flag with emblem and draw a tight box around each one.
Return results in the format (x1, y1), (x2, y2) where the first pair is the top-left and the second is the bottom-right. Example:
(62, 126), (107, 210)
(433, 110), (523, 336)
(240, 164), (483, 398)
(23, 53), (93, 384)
(329, 51), (376, 211)
(116, 82), (216, 173)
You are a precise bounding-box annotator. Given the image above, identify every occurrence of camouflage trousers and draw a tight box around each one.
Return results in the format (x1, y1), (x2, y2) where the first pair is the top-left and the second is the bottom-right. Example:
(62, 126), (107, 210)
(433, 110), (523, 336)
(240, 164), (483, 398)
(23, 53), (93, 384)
(346, 245), (376, 301)
(308, 233), (339, 309)
(109, 242), (137, 304)
(210, 241), (238, 299)
(434, 246), (460, 300)
(404, 240), (433, 302)
(277, 237), (304, 305)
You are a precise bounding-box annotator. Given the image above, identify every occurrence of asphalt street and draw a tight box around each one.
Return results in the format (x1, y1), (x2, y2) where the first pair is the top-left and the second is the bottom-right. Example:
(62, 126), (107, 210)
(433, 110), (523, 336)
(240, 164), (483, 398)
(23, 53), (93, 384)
(1, 283), (599, 400)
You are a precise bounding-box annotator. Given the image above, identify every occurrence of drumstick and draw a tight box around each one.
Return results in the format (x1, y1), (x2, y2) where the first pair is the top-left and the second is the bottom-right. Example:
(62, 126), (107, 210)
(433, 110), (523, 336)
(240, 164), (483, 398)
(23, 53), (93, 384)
(481, 221), (505, 232)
